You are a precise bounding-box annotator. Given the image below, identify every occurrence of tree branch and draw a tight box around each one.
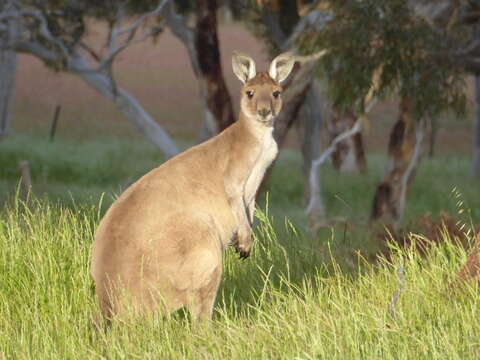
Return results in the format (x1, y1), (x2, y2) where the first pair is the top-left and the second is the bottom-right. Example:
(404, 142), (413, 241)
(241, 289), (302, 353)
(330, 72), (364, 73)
(102, 0), (168, 70)
(300, 80), (326, 215)
(397, 119), (425, 225)
(66, 54), (179, 158)
(281, 9), (333, 51)
(305, 61), (380, 221)
(295, 49), (329, 65)
(0, 8), (70, 58)
(2, 0), (180, 158)
(261, 9), (286, 48)
(261, 5), (333, 52)
(97, 0), (168, 94)
(161, 0), (199, 75)
(457, 55), (480, 73)
(79, 42), (100, 62)
(13, 40), (60, 63)
(305, 118), (362, 217)
(100, 26), (163, 71)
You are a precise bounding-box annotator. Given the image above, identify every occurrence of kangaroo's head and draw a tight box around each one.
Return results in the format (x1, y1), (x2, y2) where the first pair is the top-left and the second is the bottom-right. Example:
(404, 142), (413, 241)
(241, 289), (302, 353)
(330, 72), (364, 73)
(232, 52), (295, 127)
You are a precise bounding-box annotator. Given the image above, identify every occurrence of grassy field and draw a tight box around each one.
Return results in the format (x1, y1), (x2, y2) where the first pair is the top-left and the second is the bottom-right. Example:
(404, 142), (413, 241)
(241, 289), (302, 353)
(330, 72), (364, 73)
(1, 133), (478, 230)
(0, 196), (479, 359)
(1, 132), (479, 265)
(3, 16), (480, 359)
(0, 133), (479, 358)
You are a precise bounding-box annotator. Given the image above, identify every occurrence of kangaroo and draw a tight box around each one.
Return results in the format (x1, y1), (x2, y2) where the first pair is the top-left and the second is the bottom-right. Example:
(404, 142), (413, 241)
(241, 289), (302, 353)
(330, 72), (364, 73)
(90, 51), (295, 322)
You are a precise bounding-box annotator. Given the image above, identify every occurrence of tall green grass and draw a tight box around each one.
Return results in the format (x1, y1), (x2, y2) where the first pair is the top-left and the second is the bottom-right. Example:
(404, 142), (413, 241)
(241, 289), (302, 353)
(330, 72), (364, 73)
(1, 199), (479, 359)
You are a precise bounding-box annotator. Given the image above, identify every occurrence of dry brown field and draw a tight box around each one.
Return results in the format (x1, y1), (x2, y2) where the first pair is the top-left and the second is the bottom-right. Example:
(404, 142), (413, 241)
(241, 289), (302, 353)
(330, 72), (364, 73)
(10, 21), (475, 155)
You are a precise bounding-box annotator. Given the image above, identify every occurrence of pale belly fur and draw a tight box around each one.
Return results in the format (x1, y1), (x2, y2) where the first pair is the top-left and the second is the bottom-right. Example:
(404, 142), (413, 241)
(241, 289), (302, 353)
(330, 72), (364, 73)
(244, 131), (278, 210)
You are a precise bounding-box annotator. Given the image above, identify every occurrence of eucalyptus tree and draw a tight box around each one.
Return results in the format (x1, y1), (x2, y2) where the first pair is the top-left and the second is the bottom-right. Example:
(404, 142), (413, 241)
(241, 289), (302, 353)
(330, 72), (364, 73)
(0, 0), (17, 140)
(160, 0), (235, 139)
(474, 77), (480, 177)
(0, 0), (179, 158)
(256, 0), (368, 174)
(241, 1), (331, 223)
(299, 0), (477, 227)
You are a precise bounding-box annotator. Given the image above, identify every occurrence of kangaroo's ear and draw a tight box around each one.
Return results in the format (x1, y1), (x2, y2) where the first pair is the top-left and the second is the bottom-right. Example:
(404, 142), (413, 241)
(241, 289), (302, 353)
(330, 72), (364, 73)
(232, 51), (256, 84)
(268, 52), (295, 83)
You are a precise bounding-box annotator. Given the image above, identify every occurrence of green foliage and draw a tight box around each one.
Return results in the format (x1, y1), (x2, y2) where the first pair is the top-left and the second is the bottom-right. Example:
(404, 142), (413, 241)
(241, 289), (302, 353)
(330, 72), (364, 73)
(271, 0), (300, 39)
(299, 0), (469, 119)
(15, 0), (166, 70)
(128, 0), (194, 15)
(1, 197), (479, 358)
(234, 0), (301, 54)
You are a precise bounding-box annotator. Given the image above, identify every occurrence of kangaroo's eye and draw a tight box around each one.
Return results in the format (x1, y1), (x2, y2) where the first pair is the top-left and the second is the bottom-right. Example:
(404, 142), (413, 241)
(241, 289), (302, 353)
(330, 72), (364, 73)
(273, 91), (281, 99)
(246, 90), (254, 99)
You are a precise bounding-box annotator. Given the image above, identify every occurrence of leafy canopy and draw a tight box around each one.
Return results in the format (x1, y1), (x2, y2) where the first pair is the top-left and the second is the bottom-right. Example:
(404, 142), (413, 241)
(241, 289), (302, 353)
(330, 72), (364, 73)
(299, 0), (469, 119)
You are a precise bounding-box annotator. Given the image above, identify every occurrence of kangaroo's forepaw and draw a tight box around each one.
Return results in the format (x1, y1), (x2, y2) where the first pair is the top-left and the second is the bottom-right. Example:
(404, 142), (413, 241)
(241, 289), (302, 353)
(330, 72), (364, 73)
(239, 249), (250, 259)
(235, 238), (252, 259)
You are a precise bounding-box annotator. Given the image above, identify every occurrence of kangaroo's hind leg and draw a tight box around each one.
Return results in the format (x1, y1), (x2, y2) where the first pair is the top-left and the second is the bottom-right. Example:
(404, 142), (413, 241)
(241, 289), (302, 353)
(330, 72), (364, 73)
(175, 223), (223, 323)
(186, 263), (222, 323)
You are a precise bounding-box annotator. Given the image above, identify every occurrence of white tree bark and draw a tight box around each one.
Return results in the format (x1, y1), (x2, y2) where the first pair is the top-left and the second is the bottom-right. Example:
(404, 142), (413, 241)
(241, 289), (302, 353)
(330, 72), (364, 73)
(0, 39), (16, 139)
(163, 0), (235, 140)
(305, 118), (362, 224)
(298, 80), (325, 212)
(3, 0), (179, 158)
(0, 1), (17, 139)
(370, 98), (422, 227)
(69, 56), (179, 158)
(397, 120), (425, 225)
(473, 76), (480, 177)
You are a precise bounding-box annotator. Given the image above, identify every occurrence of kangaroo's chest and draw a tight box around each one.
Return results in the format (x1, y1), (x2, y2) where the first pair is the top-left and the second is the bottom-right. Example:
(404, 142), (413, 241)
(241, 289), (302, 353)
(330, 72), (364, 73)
(244, 133), (278, 205)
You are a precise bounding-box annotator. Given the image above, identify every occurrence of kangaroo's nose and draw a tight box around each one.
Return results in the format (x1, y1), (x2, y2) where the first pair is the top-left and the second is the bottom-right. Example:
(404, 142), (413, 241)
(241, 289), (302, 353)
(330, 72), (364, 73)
(258, 108), (271, 118)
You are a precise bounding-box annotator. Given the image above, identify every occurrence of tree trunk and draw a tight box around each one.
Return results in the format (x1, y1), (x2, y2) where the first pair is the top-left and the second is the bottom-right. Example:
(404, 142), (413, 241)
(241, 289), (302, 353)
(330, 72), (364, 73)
(0, 1), (17, 140)
(330, 108), (367, 173)
(6, 0), (179, 158)
(371, 97), (424, 227)
(427, 117), (438, 159)
(273, 61), (316, 147)
(69, 56), (179, 159)
(195, 0), (235, 138)
(300, 81), (327, 228)
(473, 76), (480, 177)
(298, 80), (325, 209)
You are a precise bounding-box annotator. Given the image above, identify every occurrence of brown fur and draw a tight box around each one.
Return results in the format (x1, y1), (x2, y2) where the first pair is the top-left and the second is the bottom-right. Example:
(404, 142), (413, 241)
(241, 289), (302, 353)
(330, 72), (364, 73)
(90, 52), (295, 322)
